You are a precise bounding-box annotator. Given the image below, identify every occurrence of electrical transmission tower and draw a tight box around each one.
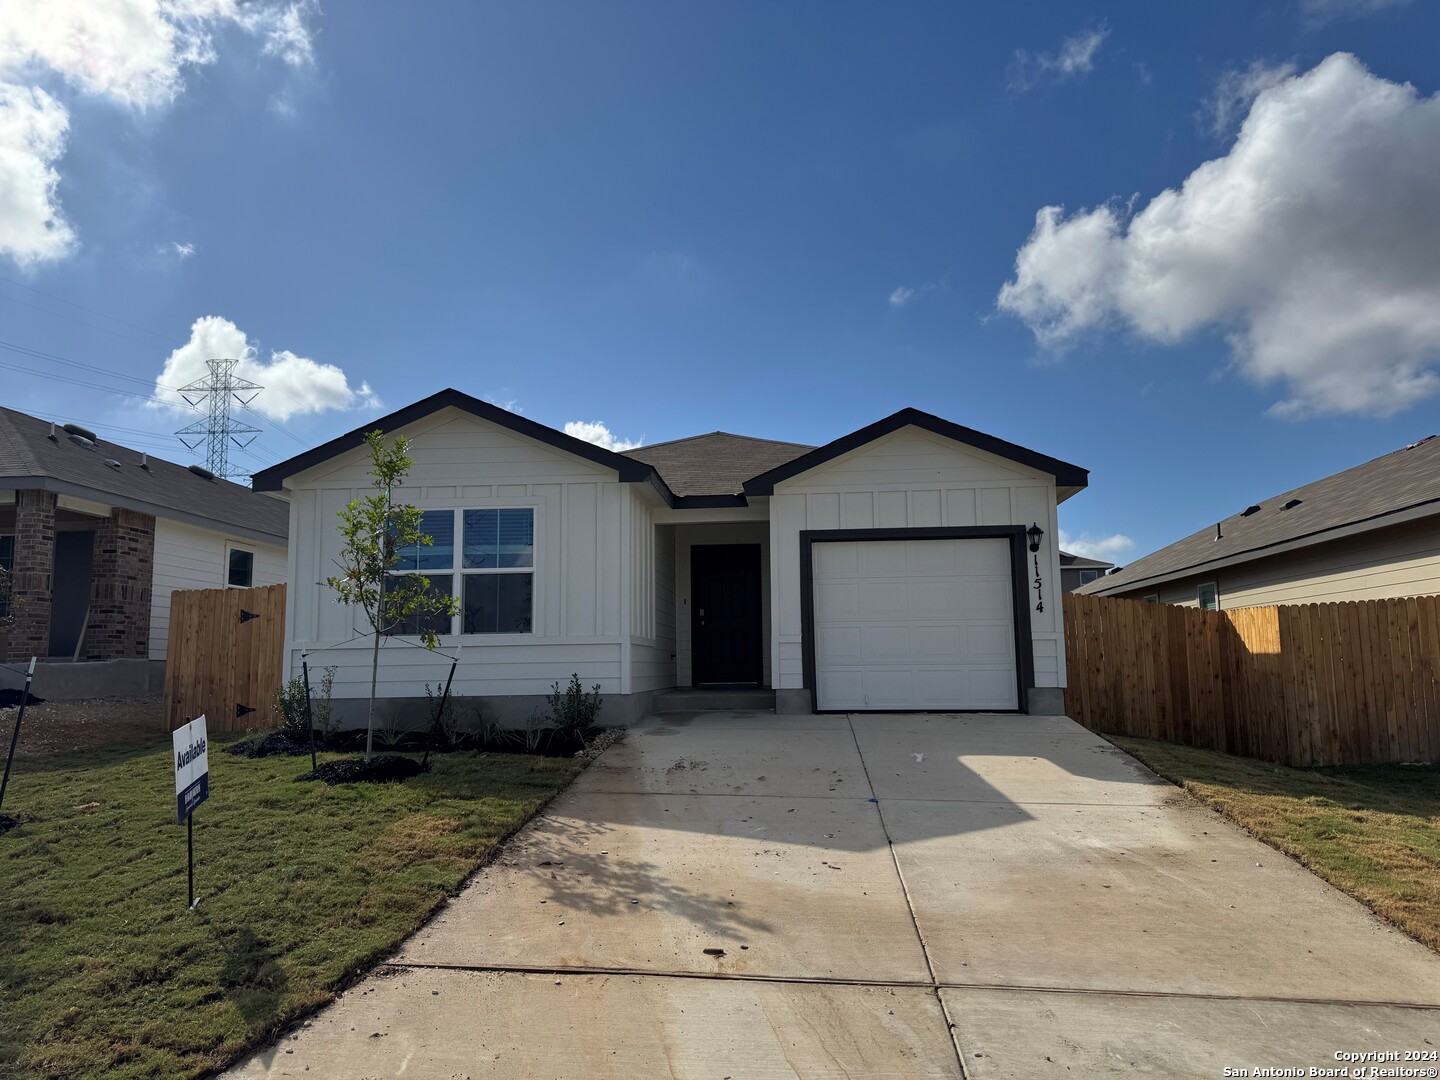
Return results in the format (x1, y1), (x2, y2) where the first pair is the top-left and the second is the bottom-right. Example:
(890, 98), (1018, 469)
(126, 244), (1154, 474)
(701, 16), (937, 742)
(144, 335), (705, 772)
(175, 359), (263, 479)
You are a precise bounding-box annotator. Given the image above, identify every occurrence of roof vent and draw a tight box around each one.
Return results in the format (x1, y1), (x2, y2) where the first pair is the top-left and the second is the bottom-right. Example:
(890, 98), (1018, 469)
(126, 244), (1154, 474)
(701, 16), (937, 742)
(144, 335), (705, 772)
(47, 421), (58, 442)
(1282, 498), (1303, 510)
(188, 464), (217, 481)
(1240, 504), (1261, 517)
(67, 433), (95, 449)
(62, 422), (97, 442)
(140, 453), (150, 470)
(1214, 522), (1223, 541)
(104, 458), (121, 470)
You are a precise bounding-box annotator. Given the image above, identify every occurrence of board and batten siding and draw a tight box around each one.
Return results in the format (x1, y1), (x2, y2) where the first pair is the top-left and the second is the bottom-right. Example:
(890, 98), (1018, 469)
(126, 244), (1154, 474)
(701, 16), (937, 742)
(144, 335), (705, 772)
(149, 519), (287, 660)
(768, 426), (1065, 694)
(283, 407), (641, 699)
(629, 507), (679, 693)
(1111, 515), (1440, 610)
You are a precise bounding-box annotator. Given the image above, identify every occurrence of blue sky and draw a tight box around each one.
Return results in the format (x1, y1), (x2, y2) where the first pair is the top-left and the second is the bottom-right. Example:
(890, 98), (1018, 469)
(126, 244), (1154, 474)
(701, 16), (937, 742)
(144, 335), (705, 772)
(3, 1), (1440, 566)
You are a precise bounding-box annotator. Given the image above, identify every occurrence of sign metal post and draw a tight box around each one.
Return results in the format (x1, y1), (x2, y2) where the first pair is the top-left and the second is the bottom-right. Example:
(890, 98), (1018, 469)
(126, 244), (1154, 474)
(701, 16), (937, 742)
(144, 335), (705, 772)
(0, 657), (38, 816)
(172, 715), (210, 909)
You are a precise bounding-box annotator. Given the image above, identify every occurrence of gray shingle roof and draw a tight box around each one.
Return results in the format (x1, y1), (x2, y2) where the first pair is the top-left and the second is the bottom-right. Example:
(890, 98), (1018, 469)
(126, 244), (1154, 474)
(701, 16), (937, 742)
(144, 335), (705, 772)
(0, 406), (288, 540)
(1081, 436), (1440, 595)
(623, 432), (814, 497)
(1060, 551), (1113, 571)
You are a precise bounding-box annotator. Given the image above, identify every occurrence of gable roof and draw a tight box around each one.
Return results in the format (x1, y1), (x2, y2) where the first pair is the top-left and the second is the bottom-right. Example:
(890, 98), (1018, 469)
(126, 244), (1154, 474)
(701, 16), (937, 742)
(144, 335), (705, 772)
(622, 432), (813, 497)
(742, 407), (1089, 495)
(1060, 551), (1114, 571)
(251, 389), (664, 494)
(0, 406), (288, 541)
(1081, 435), (1440, 596)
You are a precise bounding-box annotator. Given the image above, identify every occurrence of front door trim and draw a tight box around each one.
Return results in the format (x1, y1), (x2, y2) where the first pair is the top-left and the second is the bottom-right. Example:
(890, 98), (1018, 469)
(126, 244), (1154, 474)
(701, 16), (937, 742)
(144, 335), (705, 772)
(798, 526), (1034, 713)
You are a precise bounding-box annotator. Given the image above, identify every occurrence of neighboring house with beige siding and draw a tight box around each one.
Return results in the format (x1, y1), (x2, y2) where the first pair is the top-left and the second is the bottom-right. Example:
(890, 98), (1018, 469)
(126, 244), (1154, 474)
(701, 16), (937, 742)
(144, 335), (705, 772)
(0, 405), (287, 698)
(1079, 436), (1440, 610)
(254, 390), (1089, 723)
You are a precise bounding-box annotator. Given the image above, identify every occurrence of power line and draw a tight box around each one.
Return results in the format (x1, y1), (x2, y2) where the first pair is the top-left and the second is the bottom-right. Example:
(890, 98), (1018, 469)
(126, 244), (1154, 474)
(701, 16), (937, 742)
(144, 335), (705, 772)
(0, 273), (176, 347)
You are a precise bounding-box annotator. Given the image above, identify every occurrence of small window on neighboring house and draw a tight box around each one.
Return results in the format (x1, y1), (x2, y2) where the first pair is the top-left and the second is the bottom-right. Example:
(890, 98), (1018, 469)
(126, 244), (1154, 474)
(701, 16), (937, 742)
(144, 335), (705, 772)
(1079, 569), (1099, 584)
(227, 547), (254, 588)
(1143, 594), (1160, 604)
(0, 535), (13, 616)
(1197, 582), (1219, 611)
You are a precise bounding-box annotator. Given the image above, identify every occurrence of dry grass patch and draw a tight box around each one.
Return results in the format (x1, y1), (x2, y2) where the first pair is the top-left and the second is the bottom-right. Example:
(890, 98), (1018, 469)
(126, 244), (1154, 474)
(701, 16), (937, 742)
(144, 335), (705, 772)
(1112, 736), (1440, 952)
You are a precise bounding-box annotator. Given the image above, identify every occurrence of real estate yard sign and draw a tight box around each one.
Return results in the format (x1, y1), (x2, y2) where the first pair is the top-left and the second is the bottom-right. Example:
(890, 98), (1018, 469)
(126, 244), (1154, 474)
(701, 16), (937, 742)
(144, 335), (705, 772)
(173, 716), (209, 822)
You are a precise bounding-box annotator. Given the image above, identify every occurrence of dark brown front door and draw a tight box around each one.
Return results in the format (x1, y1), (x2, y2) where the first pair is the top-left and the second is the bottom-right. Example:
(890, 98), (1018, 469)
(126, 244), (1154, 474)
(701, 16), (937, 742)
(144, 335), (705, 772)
(691, 544), (762, 684)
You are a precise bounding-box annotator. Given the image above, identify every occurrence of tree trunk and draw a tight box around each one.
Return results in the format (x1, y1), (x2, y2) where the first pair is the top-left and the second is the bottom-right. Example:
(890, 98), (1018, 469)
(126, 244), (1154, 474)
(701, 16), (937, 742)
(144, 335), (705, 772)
(365, 623), (381, 762)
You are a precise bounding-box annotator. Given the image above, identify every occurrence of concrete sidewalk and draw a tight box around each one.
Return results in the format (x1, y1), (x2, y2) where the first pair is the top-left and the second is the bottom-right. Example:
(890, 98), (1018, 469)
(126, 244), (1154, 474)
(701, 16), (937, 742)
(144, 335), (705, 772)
(229, 713), (1440, 1079)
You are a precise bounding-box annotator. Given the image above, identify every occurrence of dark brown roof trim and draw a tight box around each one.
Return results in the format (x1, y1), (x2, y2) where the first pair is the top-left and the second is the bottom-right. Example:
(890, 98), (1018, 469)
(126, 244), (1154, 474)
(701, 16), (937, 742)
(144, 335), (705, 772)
(743, 407), (1089, 495)
(252, 388), (673, 498)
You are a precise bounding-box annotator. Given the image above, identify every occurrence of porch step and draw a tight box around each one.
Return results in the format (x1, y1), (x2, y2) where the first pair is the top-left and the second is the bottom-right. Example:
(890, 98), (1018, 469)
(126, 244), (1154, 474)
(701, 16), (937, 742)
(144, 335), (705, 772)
(652, 687), (776, 713)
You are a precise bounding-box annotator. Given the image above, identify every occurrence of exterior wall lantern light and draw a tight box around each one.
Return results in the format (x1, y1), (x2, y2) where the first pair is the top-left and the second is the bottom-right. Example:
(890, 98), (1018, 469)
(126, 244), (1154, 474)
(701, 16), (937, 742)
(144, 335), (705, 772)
(1027, 523), (1044, 553)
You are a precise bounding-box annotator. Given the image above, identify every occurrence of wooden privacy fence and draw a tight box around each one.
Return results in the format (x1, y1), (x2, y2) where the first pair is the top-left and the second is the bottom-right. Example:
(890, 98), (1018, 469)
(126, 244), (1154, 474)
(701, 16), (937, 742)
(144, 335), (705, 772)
(164, 583), (286, 733)
(1064, 591), (1440, 766)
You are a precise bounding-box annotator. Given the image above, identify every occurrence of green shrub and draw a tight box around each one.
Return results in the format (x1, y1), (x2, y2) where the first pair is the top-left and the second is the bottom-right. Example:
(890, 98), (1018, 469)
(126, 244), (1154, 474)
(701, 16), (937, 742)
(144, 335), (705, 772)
(274, 675), (310, 736)
(547, 674), (603, 735)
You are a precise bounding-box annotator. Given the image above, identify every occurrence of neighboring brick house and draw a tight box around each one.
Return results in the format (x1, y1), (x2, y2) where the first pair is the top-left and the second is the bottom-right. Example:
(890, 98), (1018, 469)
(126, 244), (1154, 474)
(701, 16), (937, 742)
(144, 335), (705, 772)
(0, 407), (287, 697)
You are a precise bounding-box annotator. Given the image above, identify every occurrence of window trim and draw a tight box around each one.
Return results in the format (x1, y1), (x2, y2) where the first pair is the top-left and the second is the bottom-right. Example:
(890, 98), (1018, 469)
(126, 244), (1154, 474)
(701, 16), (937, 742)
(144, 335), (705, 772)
(1197, 581), (1219, 611)
(1079, 569), (1099, 584)
(384, 505), (539, 639)
(1143, 594), (1160, 604)
(225, 543), (255, 589)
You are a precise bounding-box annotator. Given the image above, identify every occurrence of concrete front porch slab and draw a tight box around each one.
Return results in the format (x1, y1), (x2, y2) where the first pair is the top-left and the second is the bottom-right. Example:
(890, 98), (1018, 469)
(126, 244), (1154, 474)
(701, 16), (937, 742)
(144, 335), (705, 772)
(229, 967), (962, 1079)
(943, 987), (1440, 1079)
(398, 787), (931, 983)
(885, 796), (1440, 1003)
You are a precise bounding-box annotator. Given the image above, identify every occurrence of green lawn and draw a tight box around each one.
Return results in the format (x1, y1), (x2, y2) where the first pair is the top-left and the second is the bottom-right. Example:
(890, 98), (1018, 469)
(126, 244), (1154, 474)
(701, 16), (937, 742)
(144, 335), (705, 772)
(1111, 736), (1440, 953)
(0, 739), (584, 1079)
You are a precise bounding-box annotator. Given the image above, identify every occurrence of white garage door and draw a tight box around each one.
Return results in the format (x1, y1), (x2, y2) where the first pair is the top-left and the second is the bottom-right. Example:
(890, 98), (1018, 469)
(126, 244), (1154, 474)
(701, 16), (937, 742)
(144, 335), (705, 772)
(812, 538), (1019, 711)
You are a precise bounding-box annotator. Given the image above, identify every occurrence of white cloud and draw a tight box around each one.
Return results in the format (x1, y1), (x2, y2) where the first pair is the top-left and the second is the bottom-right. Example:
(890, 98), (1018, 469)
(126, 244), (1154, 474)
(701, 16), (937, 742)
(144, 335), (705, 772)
(171, 240), (195, 258)
(0, 84), (75, 265)
(0, 0), (316, 266)
(888, 285), (915, 308)
(563, 420), (642, 453)
(1204, 59), (1296, 135)
(1010, 27), (1108, 93)
(1060, 530), (1135, 562)
(998, 53), (1440, 419)
(153, 315), (380, 422)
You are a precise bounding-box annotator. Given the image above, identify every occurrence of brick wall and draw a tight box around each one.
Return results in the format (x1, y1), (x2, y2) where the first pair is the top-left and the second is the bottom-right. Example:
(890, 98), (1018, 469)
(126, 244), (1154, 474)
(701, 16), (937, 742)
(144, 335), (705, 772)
(85, 508), (156, 661)
(5, 489), (57, 662)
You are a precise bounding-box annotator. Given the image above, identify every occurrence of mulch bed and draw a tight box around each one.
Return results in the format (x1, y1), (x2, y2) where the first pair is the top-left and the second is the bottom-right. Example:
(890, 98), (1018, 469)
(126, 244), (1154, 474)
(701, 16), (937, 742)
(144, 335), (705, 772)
(227, 732), (316, 759)
(297, 756), (427, 785)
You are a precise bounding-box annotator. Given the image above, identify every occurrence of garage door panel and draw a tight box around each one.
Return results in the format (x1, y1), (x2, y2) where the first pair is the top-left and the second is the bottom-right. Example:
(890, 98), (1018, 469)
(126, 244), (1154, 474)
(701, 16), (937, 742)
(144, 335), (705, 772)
(813, 537), (1019, 711)
(815, 580), (862, 621)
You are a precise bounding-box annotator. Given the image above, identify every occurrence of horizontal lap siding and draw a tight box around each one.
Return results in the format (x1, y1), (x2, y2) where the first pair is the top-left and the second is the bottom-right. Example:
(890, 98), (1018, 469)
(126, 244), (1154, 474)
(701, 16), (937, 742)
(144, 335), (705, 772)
(150, 519), (286, 661)
(285, 408), (628, 698)
(771, 427), (1065, 693)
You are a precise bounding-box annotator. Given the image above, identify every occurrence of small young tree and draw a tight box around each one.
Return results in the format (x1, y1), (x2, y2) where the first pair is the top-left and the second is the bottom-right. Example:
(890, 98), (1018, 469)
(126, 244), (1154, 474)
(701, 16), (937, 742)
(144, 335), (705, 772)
(326, 430), (458, 761)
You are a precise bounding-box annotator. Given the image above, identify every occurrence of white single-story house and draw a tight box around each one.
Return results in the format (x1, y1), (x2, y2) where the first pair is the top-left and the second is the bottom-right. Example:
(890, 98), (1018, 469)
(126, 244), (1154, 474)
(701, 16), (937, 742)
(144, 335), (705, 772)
(0, 406), (288, 698)
(252, 390), (1088, 721)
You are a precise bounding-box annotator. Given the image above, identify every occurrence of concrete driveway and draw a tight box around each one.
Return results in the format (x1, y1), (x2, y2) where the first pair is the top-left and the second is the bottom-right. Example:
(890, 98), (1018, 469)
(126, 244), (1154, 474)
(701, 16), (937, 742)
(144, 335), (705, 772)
(230, 713), (1440, 1078)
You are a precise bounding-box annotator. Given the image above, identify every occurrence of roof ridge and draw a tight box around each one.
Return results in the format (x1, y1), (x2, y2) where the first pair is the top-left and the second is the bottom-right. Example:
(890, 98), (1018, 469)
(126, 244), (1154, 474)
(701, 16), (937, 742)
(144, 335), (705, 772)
(622, 431), (816, 454)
